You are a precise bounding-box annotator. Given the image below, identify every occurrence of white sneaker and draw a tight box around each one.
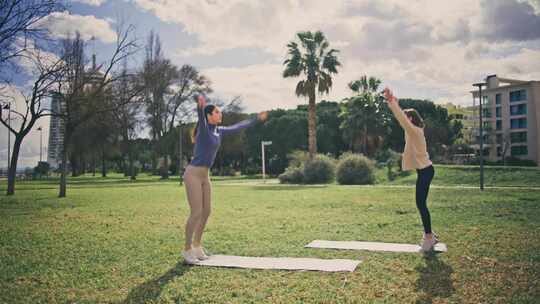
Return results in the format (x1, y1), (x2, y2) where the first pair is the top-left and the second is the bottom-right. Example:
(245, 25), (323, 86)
(420, 233), (439, 252)
(192, 246), (210, 260)
(182, 249), (200, 264)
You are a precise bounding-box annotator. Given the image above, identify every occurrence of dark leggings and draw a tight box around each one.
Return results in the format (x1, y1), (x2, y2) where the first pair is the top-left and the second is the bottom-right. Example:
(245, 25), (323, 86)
(416, 165), (434, 234)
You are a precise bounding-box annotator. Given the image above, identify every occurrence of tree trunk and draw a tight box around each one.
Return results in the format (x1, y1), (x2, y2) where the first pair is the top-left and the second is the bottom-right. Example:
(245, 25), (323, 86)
(92, 155), (96, 176)
(101, 145), (107, 177)
(363, 124), (368, 156)
(128, 146), (136, 181)
(307, 89), (317, 159)
(6, 136), (23, 196)
(161, 154), (169, 179)
(70, 153), (77, 177)
(59, 136), (69, 198)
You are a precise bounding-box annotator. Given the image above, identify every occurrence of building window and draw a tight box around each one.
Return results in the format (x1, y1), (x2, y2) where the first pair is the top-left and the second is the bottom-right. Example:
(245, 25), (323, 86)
(496, 107), (501, 117)
(510, 132), (527, 143)
(496, 120), (502, 130)
(510, 118), (527, 129)
(482, 95), (488, 105)
(482, 108), (491, 118)
(496, 93), (501, 105)
(509, 89), (527, 102)
(483, 148), (490, 156)
(497, 147), (502, 157)
(483, 121), (491, 130)
(496, 134), (503, 144)
(511, 146), (528, 156)
(510, 104), (526, 116)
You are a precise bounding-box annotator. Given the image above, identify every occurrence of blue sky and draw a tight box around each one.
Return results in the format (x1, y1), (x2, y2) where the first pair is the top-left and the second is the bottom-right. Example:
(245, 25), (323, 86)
(2, 0), (540, 168)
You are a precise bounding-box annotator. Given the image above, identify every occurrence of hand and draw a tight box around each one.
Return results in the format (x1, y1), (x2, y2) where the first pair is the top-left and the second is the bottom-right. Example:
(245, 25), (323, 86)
(383, 87), (397, 103)
(257, 111), (268, 122)
(197, 95), (206, 109)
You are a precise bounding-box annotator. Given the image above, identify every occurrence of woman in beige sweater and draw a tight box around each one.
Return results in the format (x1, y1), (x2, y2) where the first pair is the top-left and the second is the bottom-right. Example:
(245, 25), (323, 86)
(383, 88), (439, 252)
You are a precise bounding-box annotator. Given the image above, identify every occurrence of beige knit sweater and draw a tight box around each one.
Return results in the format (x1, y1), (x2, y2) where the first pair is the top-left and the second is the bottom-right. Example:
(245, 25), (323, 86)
(388, 100), (432, 171)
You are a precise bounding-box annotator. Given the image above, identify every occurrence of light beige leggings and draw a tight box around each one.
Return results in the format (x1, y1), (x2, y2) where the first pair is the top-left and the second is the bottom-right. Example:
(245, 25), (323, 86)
(183, 165), (212, 250)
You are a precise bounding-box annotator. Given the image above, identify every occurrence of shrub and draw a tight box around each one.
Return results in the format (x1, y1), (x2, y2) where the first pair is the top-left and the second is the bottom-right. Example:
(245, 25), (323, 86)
(278, 166), (304, 184)
(336, 153), (375, 185)
(302, 154), (335, 184)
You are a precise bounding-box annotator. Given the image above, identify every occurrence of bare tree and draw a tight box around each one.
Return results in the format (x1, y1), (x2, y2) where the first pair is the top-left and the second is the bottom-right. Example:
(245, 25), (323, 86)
(112, 59), (144, 180)
(0, 0), (63, 75)
(54, 23), (139, 197)
(141, 31), (176, 177)
(0, 49), (65, 195)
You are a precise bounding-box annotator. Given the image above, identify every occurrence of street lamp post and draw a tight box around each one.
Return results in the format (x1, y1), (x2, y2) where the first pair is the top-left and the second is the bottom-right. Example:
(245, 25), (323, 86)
(261, 141), (272, 182)
(473, 82), (486, 191)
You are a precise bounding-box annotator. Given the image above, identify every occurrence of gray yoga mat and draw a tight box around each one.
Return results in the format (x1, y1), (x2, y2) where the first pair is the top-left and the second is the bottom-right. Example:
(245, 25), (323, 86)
(189, 255), (361, 272)
(305, 240), (447, 253)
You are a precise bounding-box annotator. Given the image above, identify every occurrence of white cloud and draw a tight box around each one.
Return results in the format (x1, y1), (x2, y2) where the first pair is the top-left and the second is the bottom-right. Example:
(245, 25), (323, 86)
(14, 38), (61, 77)
(132, 0), (539, 96)
(42, 11), (116, 43)
(134, 0), (346, 56)
(72, 0), (108, 6)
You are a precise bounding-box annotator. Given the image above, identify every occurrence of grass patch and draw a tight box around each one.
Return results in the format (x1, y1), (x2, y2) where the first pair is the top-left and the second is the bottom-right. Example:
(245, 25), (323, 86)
(1, 173), (539, 303)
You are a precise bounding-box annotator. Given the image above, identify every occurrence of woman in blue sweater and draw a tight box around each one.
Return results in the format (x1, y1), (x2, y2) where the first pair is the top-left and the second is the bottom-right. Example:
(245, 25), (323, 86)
(182, 95), (268, 264)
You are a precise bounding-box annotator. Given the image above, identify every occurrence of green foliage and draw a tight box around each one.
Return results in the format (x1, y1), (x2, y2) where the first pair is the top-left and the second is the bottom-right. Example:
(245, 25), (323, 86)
(336, 153), (376, 185)
(374, 149), (402, 181)
(340, 76), (390, 156)
(278, 166), (304, 184)
(33, 161), (50, 177)
(302, 154), (336, 184)
(278, 152), (335, 184)
(283, 31), (341, 97)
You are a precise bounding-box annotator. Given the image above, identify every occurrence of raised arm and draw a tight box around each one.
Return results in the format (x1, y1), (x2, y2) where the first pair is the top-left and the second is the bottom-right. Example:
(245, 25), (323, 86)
(383, 88), (416, 133)
(218, 111), (268, 136)
(195, 95), (208, 133)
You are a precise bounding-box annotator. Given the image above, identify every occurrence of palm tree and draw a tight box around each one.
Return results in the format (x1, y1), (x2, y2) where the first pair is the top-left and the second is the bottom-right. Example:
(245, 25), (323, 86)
(283, 31), (340, 159)
(341, 76), (388, 156)
(348, 76), (381, 94)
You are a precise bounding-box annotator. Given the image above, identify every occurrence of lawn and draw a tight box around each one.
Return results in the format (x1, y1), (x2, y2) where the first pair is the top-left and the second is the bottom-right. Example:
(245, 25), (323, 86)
(1, 167), (539, 303)
(378, 165), (540, 187)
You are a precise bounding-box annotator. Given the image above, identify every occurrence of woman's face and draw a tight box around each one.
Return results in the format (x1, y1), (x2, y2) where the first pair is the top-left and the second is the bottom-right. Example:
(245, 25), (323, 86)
(207, 107), (222, 125)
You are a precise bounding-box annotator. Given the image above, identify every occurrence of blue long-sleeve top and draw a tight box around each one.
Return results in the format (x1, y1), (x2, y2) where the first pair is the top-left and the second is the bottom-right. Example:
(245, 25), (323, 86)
(190, 105), (257, 168)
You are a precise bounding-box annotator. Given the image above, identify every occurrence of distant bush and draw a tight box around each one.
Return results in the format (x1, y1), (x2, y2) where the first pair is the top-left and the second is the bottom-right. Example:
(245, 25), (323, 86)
(278, 166), (304, 184)
(302, 155), (335, 184)
(279, 153), (335, 184)
(336, 153), (375, 185)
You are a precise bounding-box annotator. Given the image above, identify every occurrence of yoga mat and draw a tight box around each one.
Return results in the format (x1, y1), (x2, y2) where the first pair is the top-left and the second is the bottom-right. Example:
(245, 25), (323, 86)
(306, 240), (447, 253)
(189, 255), (361, 272)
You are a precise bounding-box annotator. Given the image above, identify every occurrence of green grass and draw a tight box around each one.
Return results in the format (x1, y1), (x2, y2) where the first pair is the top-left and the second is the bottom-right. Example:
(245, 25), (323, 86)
(377, 165), (540, 187)
(1, 168), (540, 303)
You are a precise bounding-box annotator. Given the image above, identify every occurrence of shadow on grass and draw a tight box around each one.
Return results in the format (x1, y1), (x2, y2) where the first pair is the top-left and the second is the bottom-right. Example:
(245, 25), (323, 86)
(415, 253), (455, 304)
(121, 261), (191, 304)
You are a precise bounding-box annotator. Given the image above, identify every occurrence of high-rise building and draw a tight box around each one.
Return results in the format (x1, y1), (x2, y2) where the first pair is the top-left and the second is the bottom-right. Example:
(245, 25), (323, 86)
(471, 75), (540, 165)
(47, 92), (65, 169)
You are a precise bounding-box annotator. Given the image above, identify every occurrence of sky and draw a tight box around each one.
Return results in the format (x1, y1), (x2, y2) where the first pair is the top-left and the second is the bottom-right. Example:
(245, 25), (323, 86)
(1, 0), (540, 168)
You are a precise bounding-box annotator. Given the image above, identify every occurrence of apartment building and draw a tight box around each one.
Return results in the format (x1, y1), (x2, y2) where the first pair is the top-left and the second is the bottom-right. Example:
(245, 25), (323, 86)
(471, 75), (540, 165)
